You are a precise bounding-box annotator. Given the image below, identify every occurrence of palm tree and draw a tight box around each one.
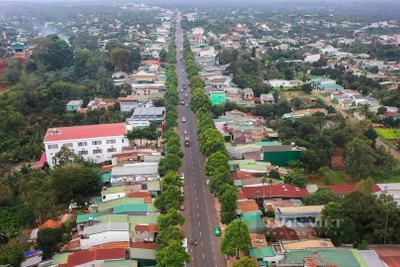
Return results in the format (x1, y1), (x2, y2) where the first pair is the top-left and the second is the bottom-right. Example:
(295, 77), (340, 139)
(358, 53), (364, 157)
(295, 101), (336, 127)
(261, 176), (267, 200)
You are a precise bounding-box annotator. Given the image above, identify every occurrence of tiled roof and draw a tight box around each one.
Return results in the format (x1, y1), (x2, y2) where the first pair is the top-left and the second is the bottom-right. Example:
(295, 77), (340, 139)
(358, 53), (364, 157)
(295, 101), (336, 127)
(39, 220), (63, 230)
(67, 248), (125, 267)
(135, 225), (149, 232)
(44, 123), (127, 142)
(273, 226), (300, 241)
(243, 185), (309, 199)
(237, 199), (259, 213)
(128, 191), (151, 198)
(148, 224), (159, 233)
(370, 245), (400, 267)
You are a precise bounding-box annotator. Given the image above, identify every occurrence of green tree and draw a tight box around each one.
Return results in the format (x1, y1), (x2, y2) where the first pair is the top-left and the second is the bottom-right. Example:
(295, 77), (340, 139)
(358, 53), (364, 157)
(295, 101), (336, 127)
(156, 240), (190, 267)
(301, 83), (313, 93)
(52, 146), (76, 167)
(220, 185), (238, 224)
(159, 48), (167, 62)
(161, 171), (183, 187)
(110, 47), (132, 72)
(156, 225), (184, 250)
(51, 163), (102, 203)
(285, 169), (308, 188)
(166, 144), (184, 158)
(209, 166), (233, 195)
(74, 50), (95, 78)
(105, 40), (123, 52)
(157, 154), (182, 176)
(304, 188), (338, 205)
(154, 186), (184, 211)
(374, 194), (398, 244)
(37, 228), (64, 259)
(345, 136), (377, 181)
(232, 256), (258, 267)
(157, 208), (185, 230)
(191, 88), (212, 112)
(0, 242), (25, 267)
(189, 75), (204, 90)
(205, 151), (229, 177)
(356, 177), (375, 193)
(220, 220), (251, 259)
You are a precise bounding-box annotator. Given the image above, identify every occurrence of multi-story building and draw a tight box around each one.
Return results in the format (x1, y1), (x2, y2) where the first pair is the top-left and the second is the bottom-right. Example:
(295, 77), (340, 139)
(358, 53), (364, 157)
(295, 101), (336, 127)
(43, 123), (128, 168)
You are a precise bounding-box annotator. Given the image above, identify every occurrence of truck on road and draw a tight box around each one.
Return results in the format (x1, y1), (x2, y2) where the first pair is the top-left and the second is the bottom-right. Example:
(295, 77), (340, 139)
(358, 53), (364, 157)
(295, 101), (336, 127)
(184, 137), (190, 147)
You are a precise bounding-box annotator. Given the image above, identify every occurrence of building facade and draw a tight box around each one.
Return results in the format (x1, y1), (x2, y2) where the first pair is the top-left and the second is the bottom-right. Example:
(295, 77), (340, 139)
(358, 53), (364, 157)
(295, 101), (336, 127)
(43, 123), (128, 168)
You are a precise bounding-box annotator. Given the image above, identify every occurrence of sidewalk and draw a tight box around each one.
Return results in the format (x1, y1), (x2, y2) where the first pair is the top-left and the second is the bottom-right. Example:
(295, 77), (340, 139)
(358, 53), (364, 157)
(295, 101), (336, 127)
(213, 197), (244, 267)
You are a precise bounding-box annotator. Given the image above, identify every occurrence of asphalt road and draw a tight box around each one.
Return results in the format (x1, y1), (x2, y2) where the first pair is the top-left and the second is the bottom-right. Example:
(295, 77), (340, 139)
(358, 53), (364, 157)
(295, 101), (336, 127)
(174, 13), (226, 267)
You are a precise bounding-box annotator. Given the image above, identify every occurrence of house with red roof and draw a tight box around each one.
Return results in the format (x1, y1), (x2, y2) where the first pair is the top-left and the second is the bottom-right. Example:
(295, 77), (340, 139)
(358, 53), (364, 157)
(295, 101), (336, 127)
(43, 123), (128, 168)
(242, 184), (309, 199)
(66, 248), (126, 267)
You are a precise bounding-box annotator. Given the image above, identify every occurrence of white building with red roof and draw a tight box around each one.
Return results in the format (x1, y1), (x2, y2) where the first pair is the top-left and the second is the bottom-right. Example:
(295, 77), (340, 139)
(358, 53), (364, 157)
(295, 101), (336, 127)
(44, 123), (129, 168)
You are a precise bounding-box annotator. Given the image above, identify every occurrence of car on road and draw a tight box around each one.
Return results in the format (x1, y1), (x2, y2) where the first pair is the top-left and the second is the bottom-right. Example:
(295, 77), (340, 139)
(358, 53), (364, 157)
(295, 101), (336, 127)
(182, 117), (186, 122)
(182, 69), (184, 72)
(206, 180), (210, 185)
(180, 204), (185, 211)
(184, 130), (188, 135)
(180, 100), (184, 105)
(180, 89), (183, 93)
(214, 227), (221, 236)
(186, 103), (188, 107)
(180, 172), (185, 180)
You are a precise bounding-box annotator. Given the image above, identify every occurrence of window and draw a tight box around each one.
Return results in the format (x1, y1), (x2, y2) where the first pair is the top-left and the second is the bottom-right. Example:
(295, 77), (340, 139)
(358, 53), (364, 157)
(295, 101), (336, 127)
(78, 142), (87, 147)
(107, 148), (117, 153)
(92, 141), (102, 145)
(48, 144), (58, 149)
(122, 139), (125, 143)
(106, 139), (116, 144)
(93, 149), (103, 154)
(64, 143), (73, 148)
(79, 150), (88, 155)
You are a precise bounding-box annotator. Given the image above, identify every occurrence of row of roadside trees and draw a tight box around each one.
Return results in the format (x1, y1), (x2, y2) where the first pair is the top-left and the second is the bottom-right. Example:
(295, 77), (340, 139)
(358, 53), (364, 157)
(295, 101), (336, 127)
(154, 28), (191, 267)
(183, 35), (252, 262)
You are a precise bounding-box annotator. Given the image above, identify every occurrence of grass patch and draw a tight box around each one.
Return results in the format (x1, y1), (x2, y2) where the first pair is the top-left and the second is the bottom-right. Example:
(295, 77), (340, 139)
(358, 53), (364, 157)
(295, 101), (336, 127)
(309, 171), (347, 185)
(375, 128), (400, 141)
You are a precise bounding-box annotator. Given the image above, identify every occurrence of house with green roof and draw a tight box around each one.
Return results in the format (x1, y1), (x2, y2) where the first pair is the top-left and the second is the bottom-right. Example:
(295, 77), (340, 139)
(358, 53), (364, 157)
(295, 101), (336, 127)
(249, 246), (280, 265)
(103, 260), (138, 267)
(97, 197), (145, 213)
(129, 248), (156, 266)
(113, 204), (148, 215)
(76, 213), (98, 224)
(210, 91), (226, 105)
(285, 249), (368, 267)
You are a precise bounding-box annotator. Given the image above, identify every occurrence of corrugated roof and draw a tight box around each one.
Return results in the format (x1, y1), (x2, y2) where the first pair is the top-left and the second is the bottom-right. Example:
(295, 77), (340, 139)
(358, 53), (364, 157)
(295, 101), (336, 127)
(129, 248), (157, 260)
(66, 248), (125, 267)
(84, 222), (130, 235)
(97, 197), (145, 212)
(249, 246), (275, 258)
(243, 185), (309, 199)
(103, 260), (138, 267)
(114, 204), (148, 214)
(76, 213), (97, 224)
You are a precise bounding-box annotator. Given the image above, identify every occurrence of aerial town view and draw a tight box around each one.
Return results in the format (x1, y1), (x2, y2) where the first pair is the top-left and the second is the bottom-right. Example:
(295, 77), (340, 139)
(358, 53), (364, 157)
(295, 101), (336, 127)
(2, 0), (400, 266)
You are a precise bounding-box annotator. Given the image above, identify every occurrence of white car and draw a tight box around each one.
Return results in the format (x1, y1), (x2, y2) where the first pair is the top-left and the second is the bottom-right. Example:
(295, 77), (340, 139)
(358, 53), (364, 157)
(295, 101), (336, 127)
(184, 130), (188, 135)
(180, 173), (185, 180)
(206, 180), (210, 186)
(182, 117), (186, 122)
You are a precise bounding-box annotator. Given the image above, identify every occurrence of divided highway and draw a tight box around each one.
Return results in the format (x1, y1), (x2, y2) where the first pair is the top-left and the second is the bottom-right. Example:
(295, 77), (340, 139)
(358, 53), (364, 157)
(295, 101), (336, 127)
(174, 12), (226, 267)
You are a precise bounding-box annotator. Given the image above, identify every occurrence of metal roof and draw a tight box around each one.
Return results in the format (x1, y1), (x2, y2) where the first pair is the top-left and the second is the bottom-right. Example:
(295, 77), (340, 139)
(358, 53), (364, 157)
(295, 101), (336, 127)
(84, 222), (129, 235)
